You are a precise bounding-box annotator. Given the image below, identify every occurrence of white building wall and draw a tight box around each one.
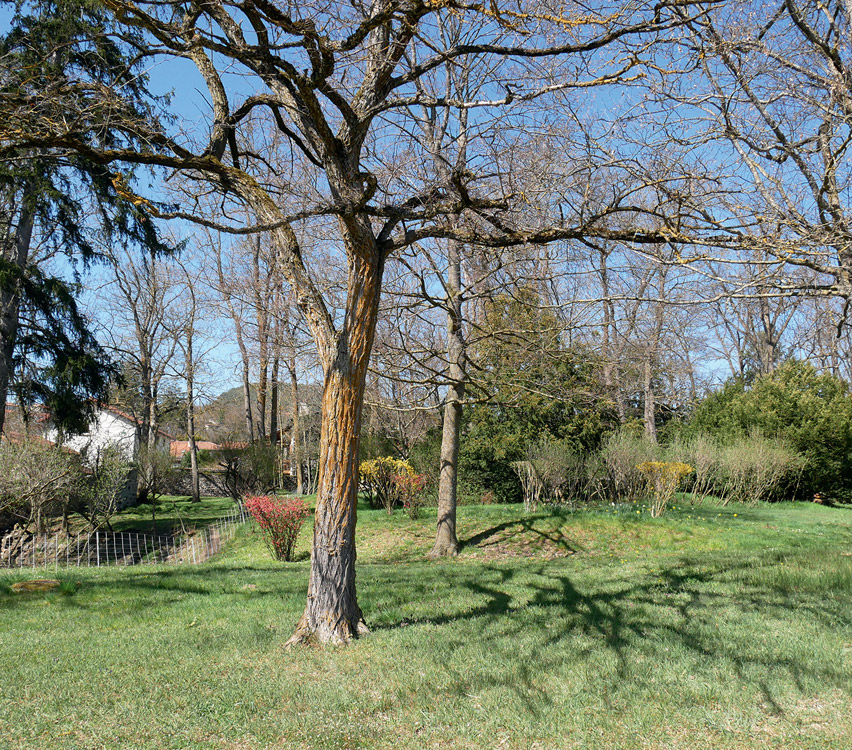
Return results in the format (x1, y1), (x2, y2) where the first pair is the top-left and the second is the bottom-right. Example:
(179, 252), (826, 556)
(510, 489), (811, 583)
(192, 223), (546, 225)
(45, 411), (138, 461)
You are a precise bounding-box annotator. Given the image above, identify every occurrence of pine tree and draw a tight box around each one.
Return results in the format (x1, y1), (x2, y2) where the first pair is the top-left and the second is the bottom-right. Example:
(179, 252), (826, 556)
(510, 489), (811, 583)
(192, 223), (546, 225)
(0, 0), (172, 434)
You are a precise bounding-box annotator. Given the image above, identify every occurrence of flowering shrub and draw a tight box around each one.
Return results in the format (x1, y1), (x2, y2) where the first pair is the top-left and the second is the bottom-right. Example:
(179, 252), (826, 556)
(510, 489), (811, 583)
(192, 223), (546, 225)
(244, 495), (310, 561)
(636, 461), (693, 517)
(392, 472), (428, 519)
(359, 457), (415, 514)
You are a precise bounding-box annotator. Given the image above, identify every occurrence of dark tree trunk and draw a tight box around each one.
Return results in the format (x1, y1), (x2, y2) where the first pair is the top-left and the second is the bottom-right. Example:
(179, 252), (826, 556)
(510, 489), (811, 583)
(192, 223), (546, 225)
(0, 189), (35, 434)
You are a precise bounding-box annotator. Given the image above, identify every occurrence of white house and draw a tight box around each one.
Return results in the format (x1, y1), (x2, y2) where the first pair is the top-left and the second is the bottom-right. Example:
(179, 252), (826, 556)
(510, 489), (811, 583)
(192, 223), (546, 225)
(40, 404), (172, 462)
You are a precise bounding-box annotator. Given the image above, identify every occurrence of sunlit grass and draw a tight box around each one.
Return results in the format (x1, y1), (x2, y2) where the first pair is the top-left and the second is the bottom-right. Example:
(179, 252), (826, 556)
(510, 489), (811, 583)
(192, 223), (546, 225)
(1, 499), (851, 749)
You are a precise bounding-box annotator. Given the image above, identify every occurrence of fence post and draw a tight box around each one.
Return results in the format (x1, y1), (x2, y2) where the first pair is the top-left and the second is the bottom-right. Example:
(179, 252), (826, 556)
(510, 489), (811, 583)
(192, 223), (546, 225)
(96, 533), (100, 568)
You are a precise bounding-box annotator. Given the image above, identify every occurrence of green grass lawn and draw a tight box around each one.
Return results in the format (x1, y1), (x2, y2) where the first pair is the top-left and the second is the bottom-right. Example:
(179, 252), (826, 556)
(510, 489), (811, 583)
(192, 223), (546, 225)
(2, 499), (851, 749)
(109, 495), (240, 534)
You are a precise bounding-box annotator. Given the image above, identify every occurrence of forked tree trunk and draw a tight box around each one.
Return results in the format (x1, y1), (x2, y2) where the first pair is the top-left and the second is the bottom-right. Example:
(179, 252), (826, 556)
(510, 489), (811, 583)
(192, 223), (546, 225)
(286, 249), (382, 646)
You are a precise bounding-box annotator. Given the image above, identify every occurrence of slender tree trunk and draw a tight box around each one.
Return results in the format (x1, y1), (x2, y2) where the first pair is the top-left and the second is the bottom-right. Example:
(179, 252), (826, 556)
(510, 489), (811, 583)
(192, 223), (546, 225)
(0, 190), (34, 434)
(286, 249), (382, 646)
(643, 355), (657, 443)
(239, 356), (254, 443)
(289, 362), (304, 495)
(430, 233), (464, 558)
(257, 345), (269, 442)
(270, 351), (279, 444)
(185, 325), (200, 503)
(147, 387), (159, 450)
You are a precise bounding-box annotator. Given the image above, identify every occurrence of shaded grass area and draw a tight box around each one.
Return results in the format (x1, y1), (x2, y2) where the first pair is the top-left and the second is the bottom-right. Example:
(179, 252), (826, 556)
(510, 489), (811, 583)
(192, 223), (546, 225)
(1, 501), (851, 749)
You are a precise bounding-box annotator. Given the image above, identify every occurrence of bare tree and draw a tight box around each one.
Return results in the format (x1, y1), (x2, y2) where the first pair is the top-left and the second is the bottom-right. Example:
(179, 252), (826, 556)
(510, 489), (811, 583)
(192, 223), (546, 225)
(2, 1), (715, 644)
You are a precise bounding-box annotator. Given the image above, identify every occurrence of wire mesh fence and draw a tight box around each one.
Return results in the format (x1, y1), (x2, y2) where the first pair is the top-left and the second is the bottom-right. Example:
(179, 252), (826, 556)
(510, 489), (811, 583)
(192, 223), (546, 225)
(0, 502), (247, 569)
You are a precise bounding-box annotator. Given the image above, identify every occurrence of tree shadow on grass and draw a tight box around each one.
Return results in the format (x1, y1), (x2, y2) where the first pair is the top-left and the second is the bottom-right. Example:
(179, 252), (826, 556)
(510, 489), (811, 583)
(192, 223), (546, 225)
(371, 550), (852, 718)
(461, 514), (584, 555)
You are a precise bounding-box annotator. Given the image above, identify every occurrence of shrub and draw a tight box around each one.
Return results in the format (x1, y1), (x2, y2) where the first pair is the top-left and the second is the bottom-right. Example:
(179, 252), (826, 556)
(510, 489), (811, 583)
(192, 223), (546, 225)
(670, 431), (803, 505)
(601, 431), (661, 502)
(244, 495), (310, 561)
(636, 461), (693, 517)
(77, 444), (131, 530)
(713, 433), (803, 505)
(688, 361), (852, 498)
(0, 438), (83, 533)
(393, 472), (427, 519)
(359, 457), (415, 513)
(220, 443), (281, 498)
(514, 437), (609, 511)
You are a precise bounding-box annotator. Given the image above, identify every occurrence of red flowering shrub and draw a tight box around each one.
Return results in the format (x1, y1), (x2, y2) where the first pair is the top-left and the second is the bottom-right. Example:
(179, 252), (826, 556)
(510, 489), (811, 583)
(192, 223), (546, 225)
(392, 472), (427, 519)
(244, 495), (310, 561)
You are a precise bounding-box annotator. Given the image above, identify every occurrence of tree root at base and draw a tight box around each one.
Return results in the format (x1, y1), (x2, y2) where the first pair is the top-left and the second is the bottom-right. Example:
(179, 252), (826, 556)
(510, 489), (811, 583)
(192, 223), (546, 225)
(285, 615), (370, 648)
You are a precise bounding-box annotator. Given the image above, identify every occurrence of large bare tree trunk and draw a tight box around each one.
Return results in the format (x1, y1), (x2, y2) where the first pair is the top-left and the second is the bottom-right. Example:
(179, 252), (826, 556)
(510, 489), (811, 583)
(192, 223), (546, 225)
(429, 234), (464, 558)
(286, 247), (382, 646)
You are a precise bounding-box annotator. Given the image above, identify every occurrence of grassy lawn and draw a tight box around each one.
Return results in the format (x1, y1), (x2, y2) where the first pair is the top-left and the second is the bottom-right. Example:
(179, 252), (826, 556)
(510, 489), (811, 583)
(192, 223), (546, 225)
(1, 499), (851, 749)
(109, 495), (240, 534)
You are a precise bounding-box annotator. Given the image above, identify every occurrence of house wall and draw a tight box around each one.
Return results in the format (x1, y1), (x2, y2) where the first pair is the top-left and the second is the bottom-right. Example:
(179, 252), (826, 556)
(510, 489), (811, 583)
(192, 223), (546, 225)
(44, 409), (171, 463)
(46, 411), (139, 461)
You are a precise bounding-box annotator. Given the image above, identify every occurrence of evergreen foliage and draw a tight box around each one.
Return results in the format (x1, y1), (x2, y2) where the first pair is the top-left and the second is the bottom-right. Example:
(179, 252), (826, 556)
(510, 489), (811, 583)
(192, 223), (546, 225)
(0, 0), (175, 433)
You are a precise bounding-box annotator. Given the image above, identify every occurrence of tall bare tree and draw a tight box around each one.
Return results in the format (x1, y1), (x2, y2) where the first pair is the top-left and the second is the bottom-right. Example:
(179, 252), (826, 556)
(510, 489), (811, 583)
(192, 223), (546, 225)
(3, 1), (716, 644)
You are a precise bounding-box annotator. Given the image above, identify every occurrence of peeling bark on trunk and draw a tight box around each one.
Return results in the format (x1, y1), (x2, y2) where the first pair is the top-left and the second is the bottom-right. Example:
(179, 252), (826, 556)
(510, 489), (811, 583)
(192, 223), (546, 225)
(286, 247), (383, 646)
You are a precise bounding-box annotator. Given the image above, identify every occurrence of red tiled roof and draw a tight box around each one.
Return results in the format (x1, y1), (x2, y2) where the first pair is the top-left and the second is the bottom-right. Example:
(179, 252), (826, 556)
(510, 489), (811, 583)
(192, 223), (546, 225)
(170, 440), (220, 457)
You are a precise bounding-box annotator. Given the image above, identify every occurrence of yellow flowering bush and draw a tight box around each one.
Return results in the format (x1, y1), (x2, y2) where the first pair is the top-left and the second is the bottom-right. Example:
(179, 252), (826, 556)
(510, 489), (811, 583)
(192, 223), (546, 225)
(359, 457), (415, 514)
(636, 461), (693, 517)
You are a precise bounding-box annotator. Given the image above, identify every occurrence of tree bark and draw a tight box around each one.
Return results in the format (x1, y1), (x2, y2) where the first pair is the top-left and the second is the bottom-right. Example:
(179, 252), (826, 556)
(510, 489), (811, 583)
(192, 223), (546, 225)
(289, 361), (304, 495)
(253, 237), (270, 442)
(185, 317), (200, 503)
(429, 234), (464, 558)
(643, 355), (657, 444)
(286, 248), (382, 646)
(270, 350), (279, 444)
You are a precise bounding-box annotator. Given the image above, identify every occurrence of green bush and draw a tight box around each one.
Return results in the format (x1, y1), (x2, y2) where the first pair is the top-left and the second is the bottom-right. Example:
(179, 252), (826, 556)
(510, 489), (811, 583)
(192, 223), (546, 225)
(687, 361), (852, 498)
